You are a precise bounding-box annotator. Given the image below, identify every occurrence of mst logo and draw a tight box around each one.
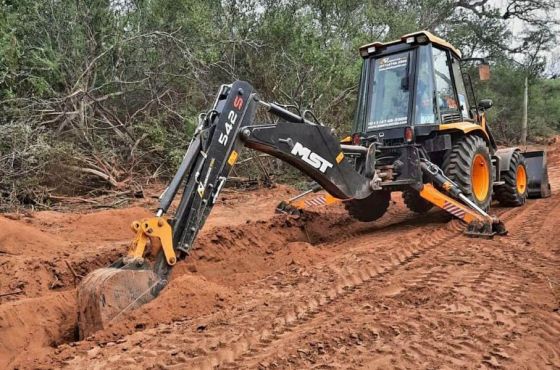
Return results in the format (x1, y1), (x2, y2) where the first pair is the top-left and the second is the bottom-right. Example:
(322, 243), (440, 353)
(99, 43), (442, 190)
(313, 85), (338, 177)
(291, 142), (333, 173)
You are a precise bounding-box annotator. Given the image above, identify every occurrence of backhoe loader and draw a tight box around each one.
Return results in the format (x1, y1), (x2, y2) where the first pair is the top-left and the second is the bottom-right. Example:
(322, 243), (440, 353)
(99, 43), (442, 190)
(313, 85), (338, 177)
(77, 31), (551, 338)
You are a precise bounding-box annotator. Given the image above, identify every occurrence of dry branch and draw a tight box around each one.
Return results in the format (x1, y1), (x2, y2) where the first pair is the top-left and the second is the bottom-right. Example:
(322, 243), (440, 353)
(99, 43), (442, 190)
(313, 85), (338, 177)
(0, 290), (23, 298)
(68, 166), (120, 188)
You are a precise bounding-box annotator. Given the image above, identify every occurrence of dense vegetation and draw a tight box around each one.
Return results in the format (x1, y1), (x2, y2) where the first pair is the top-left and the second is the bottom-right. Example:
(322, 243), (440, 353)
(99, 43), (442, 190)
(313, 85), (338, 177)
(0, 0), (558, 208)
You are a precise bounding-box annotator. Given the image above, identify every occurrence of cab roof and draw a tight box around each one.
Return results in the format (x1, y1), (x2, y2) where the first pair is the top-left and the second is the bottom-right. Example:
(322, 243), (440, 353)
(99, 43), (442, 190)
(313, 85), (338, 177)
(359, 30), (462, 59)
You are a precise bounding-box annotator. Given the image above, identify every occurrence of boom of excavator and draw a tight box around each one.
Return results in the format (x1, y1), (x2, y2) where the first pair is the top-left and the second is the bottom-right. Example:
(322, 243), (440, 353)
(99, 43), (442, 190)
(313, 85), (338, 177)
(77, 31), (550, 337)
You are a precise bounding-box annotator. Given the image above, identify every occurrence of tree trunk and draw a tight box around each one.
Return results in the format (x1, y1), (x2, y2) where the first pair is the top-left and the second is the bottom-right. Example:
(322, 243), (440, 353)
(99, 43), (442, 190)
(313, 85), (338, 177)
(521, 74), (528, 146)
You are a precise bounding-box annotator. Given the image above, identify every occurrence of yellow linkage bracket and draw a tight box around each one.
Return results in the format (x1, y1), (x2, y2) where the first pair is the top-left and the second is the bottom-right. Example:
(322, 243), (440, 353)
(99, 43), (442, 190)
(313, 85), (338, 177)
(128, 217), (177, 265)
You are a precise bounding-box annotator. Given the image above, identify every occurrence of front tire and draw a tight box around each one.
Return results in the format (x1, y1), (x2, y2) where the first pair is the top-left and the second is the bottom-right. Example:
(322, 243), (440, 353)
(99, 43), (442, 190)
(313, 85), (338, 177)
(494, 151), (528, 206)
(344, 190), (390, 222)
(442, 135), (492, 210)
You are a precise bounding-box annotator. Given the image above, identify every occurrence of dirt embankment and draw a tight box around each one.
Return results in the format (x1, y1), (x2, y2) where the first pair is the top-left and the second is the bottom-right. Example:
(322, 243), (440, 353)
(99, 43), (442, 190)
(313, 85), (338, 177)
(1, 145), (559, 369)
(0, 184), (328, 367)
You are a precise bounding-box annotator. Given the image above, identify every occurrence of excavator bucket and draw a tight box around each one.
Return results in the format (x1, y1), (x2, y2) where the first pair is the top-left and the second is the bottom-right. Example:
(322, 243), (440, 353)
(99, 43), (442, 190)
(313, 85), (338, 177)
(523, 150), (552, 198)
(77, 267), (161, 339)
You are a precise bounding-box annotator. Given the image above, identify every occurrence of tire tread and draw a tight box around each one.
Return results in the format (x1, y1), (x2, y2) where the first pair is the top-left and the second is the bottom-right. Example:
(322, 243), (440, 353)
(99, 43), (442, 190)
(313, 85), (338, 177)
(402, 189), (433, 214)
(494, 151), (527, 206)
(442, 135), (492, 210)
(344, 191), (390, 222)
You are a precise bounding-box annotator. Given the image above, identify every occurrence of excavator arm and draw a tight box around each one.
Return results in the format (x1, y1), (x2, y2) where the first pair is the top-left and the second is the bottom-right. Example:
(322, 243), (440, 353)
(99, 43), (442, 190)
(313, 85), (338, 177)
(133, 81), (378, 275)
(137, 81), (375, 277)
(77, 80), (505, 338)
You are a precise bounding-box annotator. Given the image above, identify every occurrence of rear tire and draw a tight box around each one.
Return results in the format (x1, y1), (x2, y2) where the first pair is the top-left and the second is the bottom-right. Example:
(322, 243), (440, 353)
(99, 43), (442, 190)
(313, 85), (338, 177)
(494, 151), (528, 206)
(442, 135), (492, 210)
(402, 189), (433, 213)
(344, 191), (390, 222)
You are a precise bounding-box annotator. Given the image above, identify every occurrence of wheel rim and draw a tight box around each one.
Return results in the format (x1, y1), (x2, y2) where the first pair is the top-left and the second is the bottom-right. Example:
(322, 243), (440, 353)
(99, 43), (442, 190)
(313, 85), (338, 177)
(516, 165), (527, 194)
(471, 153), (490, 202)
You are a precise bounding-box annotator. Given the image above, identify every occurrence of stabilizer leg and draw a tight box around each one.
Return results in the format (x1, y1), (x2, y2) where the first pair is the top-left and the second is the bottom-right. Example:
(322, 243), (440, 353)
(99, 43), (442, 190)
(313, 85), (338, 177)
(276, 182), (341, 216)
(418, 160), (506, 237)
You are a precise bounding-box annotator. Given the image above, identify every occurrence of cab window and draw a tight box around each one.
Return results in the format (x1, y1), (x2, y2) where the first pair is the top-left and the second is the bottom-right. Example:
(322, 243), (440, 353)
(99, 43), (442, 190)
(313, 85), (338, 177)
(433, 48), (460, 119)
(451, 58), (471, 120)
(414, 45), (436, 125)
(367, 51), (410, 129)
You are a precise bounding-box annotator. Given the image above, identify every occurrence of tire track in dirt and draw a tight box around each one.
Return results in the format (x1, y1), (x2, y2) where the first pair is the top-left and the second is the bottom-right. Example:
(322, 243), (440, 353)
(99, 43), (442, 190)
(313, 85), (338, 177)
(472, 195), (560, 368)
(434, 196), (560, 369)
(383, 196), (560, 369)
(58, 215), (462, 369)
(227, 199), (545, 369)
(42, 186), (559, 369)
(213, 231), (460, 370)
(58, 200), (527, 368)
(8, 198), (427, 369)
(231, 196), (559, 369)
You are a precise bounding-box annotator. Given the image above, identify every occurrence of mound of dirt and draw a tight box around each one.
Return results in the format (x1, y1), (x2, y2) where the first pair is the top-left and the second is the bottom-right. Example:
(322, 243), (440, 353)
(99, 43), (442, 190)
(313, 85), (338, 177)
(95, 273), (237, 340)
(0, 292), (76, 366)
(0, 216), (68, 255)
(0, 185), (339, 368)
(30, 207), (152, 245)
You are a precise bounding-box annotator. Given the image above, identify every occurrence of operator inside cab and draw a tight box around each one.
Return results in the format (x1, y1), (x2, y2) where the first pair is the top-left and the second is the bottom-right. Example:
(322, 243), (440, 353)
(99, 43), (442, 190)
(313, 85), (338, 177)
(360, 38), (475, 136)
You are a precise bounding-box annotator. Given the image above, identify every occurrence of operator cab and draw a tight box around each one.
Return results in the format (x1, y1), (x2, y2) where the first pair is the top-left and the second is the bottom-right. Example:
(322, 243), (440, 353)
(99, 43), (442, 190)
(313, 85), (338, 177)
(353, 31), (475, 145)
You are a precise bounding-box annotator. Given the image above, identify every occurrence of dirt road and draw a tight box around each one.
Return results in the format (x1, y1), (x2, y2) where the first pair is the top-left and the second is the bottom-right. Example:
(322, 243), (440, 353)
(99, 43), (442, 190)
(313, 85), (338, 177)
(1, 146), (559, 369)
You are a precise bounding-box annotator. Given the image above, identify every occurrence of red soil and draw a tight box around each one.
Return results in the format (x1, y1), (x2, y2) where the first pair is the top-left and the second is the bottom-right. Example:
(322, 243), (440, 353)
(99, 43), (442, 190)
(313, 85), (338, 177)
(0, 149), (559, 369)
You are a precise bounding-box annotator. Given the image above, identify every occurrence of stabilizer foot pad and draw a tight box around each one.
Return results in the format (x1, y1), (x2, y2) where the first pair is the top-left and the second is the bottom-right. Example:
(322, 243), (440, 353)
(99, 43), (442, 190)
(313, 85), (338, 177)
(77, 267), (159, 339)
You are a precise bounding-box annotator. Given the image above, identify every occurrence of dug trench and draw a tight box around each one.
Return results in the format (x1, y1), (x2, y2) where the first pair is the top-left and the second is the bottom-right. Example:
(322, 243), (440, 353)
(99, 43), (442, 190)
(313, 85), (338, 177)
(0, 185), (431, 369)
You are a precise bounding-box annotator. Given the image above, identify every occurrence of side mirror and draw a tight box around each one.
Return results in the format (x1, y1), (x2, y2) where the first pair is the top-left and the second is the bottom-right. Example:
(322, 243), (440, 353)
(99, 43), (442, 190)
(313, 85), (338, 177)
(478, 63), (490, 81)
(478, 99), (493, 110)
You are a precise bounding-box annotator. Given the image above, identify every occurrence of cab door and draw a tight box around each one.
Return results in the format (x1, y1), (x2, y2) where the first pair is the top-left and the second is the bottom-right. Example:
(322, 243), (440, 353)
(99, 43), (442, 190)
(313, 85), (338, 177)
(450, 56), (473, 122)
(432, 47), (462, 124)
